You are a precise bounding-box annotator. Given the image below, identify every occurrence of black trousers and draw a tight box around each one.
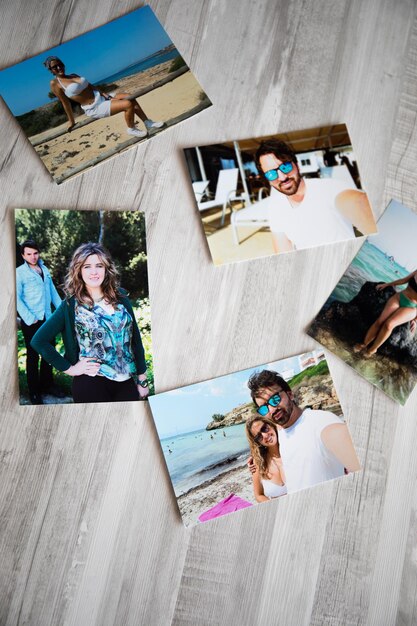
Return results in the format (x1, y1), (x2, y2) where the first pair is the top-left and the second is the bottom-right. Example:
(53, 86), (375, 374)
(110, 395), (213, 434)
(21, 318), (53, 398)
(72, 375), (140, 403)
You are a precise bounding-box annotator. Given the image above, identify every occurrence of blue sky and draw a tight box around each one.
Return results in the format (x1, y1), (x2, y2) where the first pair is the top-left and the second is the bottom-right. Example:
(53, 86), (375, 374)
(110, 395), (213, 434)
(370, 200), (417, 271)
(149, 351), (324, 438)
(0, 6), (173, 115)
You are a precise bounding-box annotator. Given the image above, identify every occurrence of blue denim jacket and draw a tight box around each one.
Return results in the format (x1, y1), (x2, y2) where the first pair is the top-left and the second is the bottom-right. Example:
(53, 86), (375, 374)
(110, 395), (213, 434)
(16, 260), (62, 325)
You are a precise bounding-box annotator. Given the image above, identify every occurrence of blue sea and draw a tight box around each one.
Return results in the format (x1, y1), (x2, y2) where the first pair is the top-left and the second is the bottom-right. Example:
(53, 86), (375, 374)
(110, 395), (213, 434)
(99, 48), (180, 84)
(328, 240), (408, 305)
(160, 423), (250, 496)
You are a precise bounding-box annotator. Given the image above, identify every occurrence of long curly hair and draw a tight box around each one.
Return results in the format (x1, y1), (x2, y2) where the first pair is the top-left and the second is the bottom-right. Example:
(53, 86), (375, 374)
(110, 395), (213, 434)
(245, 415), (280, 479)
(64, 242), (121, 307)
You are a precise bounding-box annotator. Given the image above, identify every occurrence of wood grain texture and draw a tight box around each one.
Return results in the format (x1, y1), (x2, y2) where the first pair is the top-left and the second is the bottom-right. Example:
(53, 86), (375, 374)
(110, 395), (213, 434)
(1, 1), (417, 624)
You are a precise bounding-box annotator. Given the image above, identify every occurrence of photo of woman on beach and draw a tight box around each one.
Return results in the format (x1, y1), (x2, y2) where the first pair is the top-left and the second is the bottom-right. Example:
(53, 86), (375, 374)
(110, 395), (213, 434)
(148, 350), (349, 527)
(308, 200), (417, 405)
(44, 56), (164, 138)
(31, 242), (149, 403)
(0, 6), (211, 183)
(15, 208), (153, 405)
(245, 416), (287, 502)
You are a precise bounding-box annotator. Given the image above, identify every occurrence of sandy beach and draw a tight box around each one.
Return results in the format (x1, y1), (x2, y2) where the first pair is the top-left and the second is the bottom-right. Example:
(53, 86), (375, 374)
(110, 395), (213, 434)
(177, 462), (263, 528)
(30, 61), (210, 182)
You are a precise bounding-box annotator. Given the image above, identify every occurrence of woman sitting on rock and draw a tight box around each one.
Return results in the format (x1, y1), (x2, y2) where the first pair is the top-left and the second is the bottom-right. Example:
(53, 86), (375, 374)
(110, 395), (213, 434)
(354, 271), (417, 357)
(44, 56), (164, 138)
(245, 415), (287, 502)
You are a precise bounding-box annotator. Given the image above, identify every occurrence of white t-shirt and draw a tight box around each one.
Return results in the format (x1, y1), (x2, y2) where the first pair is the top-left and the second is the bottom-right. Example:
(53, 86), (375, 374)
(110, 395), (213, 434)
(278, 408), (345, 494)
(267, 178), (357, 249)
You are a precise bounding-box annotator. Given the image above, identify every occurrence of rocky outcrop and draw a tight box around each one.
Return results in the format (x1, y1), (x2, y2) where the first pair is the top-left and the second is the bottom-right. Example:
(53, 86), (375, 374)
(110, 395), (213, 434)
(206, 403), (256, 430)
(292, 375), (342, 415)
(309, 281), (417, 368)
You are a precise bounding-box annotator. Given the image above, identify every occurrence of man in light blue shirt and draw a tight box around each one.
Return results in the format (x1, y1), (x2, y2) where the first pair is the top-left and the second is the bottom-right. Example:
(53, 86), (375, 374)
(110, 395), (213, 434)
(16, 240), (62, 404)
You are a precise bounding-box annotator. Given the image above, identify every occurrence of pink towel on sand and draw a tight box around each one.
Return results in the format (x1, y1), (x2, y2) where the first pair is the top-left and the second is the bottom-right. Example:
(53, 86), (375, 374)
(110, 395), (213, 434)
(198, 493), (253, 522)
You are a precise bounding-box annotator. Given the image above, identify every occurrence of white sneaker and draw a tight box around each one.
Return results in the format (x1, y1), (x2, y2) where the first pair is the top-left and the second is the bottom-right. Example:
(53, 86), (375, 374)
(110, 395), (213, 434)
(126, 127), (147, 138)
(144, 119), (164, 130)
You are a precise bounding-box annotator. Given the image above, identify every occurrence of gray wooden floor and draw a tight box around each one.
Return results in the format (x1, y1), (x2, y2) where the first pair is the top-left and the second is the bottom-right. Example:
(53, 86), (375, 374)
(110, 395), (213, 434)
(1, 1), (417, 624)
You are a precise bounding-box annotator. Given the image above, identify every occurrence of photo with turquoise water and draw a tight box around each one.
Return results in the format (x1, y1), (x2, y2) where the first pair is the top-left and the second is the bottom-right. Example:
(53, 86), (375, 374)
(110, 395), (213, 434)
(309, 200), (417, 405)
(161, 422), (250, 497)
(150, 350), (338, 498)
(328, 239), (409, 305)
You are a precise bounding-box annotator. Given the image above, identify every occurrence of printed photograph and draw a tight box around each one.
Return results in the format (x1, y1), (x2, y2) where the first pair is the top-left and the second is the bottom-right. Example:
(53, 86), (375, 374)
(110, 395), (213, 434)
(0, 6), (211, 183)
(308, 200), (417, 405)
(15, 208), (153, 405)
(183, 124), (377, 265)
(149, 350), (360, 527)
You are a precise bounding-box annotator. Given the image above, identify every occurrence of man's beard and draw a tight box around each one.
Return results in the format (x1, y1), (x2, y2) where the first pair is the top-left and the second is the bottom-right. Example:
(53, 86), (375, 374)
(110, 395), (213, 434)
(274, 172), (301, 196)
(271, 403), (293, 427)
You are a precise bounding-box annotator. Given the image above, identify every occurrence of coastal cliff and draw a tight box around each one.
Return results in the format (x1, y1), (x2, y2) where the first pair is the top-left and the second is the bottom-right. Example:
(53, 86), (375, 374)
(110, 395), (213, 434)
(206, 402), (255, 430)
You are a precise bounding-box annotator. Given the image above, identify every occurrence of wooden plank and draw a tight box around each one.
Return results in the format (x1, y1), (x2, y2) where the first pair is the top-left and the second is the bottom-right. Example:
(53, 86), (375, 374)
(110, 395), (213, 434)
(0, 0), (416, 625)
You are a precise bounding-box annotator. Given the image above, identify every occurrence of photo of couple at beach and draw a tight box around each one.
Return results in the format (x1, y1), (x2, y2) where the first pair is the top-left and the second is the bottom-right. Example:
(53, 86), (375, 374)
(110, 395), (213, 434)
(0, 6), (211, 183)
(183, 123), (377, 266)
(149, 350), (360, 527)
(308, 200), (417, 405)
(15, 208), (153, 406)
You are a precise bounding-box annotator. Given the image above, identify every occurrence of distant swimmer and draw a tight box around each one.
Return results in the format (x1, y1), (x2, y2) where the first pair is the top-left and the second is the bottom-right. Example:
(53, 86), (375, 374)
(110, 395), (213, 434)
(223, 431), (226, 437)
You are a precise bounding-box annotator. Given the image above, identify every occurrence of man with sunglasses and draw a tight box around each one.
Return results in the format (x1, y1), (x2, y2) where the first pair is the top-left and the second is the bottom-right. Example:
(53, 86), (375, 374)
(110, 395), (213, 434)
(255, 140), (376, 253)
(247, 370), (360, 494)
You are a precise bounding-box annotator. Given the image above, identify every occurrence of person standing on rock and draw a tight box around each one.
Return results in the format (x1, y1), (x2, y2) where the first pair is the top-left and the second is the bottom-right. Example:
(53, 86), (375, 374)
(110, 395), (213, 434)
(354, 272), (417, 357)
(246, 370), (360, 494)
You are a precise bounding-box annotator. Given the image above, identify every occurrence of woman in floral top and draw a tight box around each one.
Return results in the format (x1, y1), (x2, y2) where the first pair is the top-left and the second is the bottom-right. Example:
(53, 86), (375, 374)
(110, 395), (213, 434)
(32, 242), (149, 403)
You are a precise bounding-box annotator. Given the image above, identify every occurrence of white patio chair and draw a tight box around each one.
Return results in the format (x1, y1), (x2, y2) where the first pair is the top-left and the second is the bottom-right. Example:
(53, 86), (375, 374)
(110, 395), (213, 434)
(192, 180), (210, 203)
(230, 195), (271, 245)
(197, 168), (245, 225)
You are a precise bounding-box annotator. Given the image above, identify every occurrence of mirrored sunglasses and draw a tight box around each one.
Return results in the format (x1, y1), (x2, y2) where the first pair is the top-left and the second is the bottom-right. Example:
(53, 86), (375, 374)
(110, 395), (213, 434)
(256, 393), (282, 416)
(264, 161), (293, 181)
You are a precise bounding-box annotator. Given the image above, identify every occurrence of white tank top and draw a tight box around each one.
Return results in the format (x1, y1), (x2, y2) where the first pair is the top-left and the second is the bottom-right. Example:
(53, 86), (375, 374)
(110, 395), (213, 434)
(261, 479), (287, 498)
(57, 76), (89, 97)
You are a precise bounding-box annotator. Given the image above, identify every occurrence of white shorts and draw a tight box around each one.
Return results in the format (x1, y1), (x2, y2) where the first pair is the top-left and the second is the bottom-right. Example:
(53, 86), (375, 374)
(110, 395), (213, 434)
(81, 90), (112, 119)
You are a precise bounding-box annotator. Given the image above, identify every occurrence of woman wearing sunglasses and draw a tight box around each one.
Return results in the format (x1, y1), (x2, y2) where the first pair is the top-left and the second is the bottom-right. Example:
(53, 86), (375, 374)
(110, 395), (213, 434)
(44, 56), (164, 138)
(245, 411), (287, 503)
(354, 270), (417, 357)
(31, 242), (149, 403)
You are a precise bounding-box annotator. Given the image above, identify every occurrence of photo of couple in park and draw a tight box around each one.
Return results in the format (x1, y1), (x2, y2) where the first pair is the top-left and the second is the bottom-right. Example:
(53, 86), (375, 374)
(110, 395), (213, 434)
(15, 208), (153, 405)
(149, 350), (360, 527)
(0, 6), (211, 183)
